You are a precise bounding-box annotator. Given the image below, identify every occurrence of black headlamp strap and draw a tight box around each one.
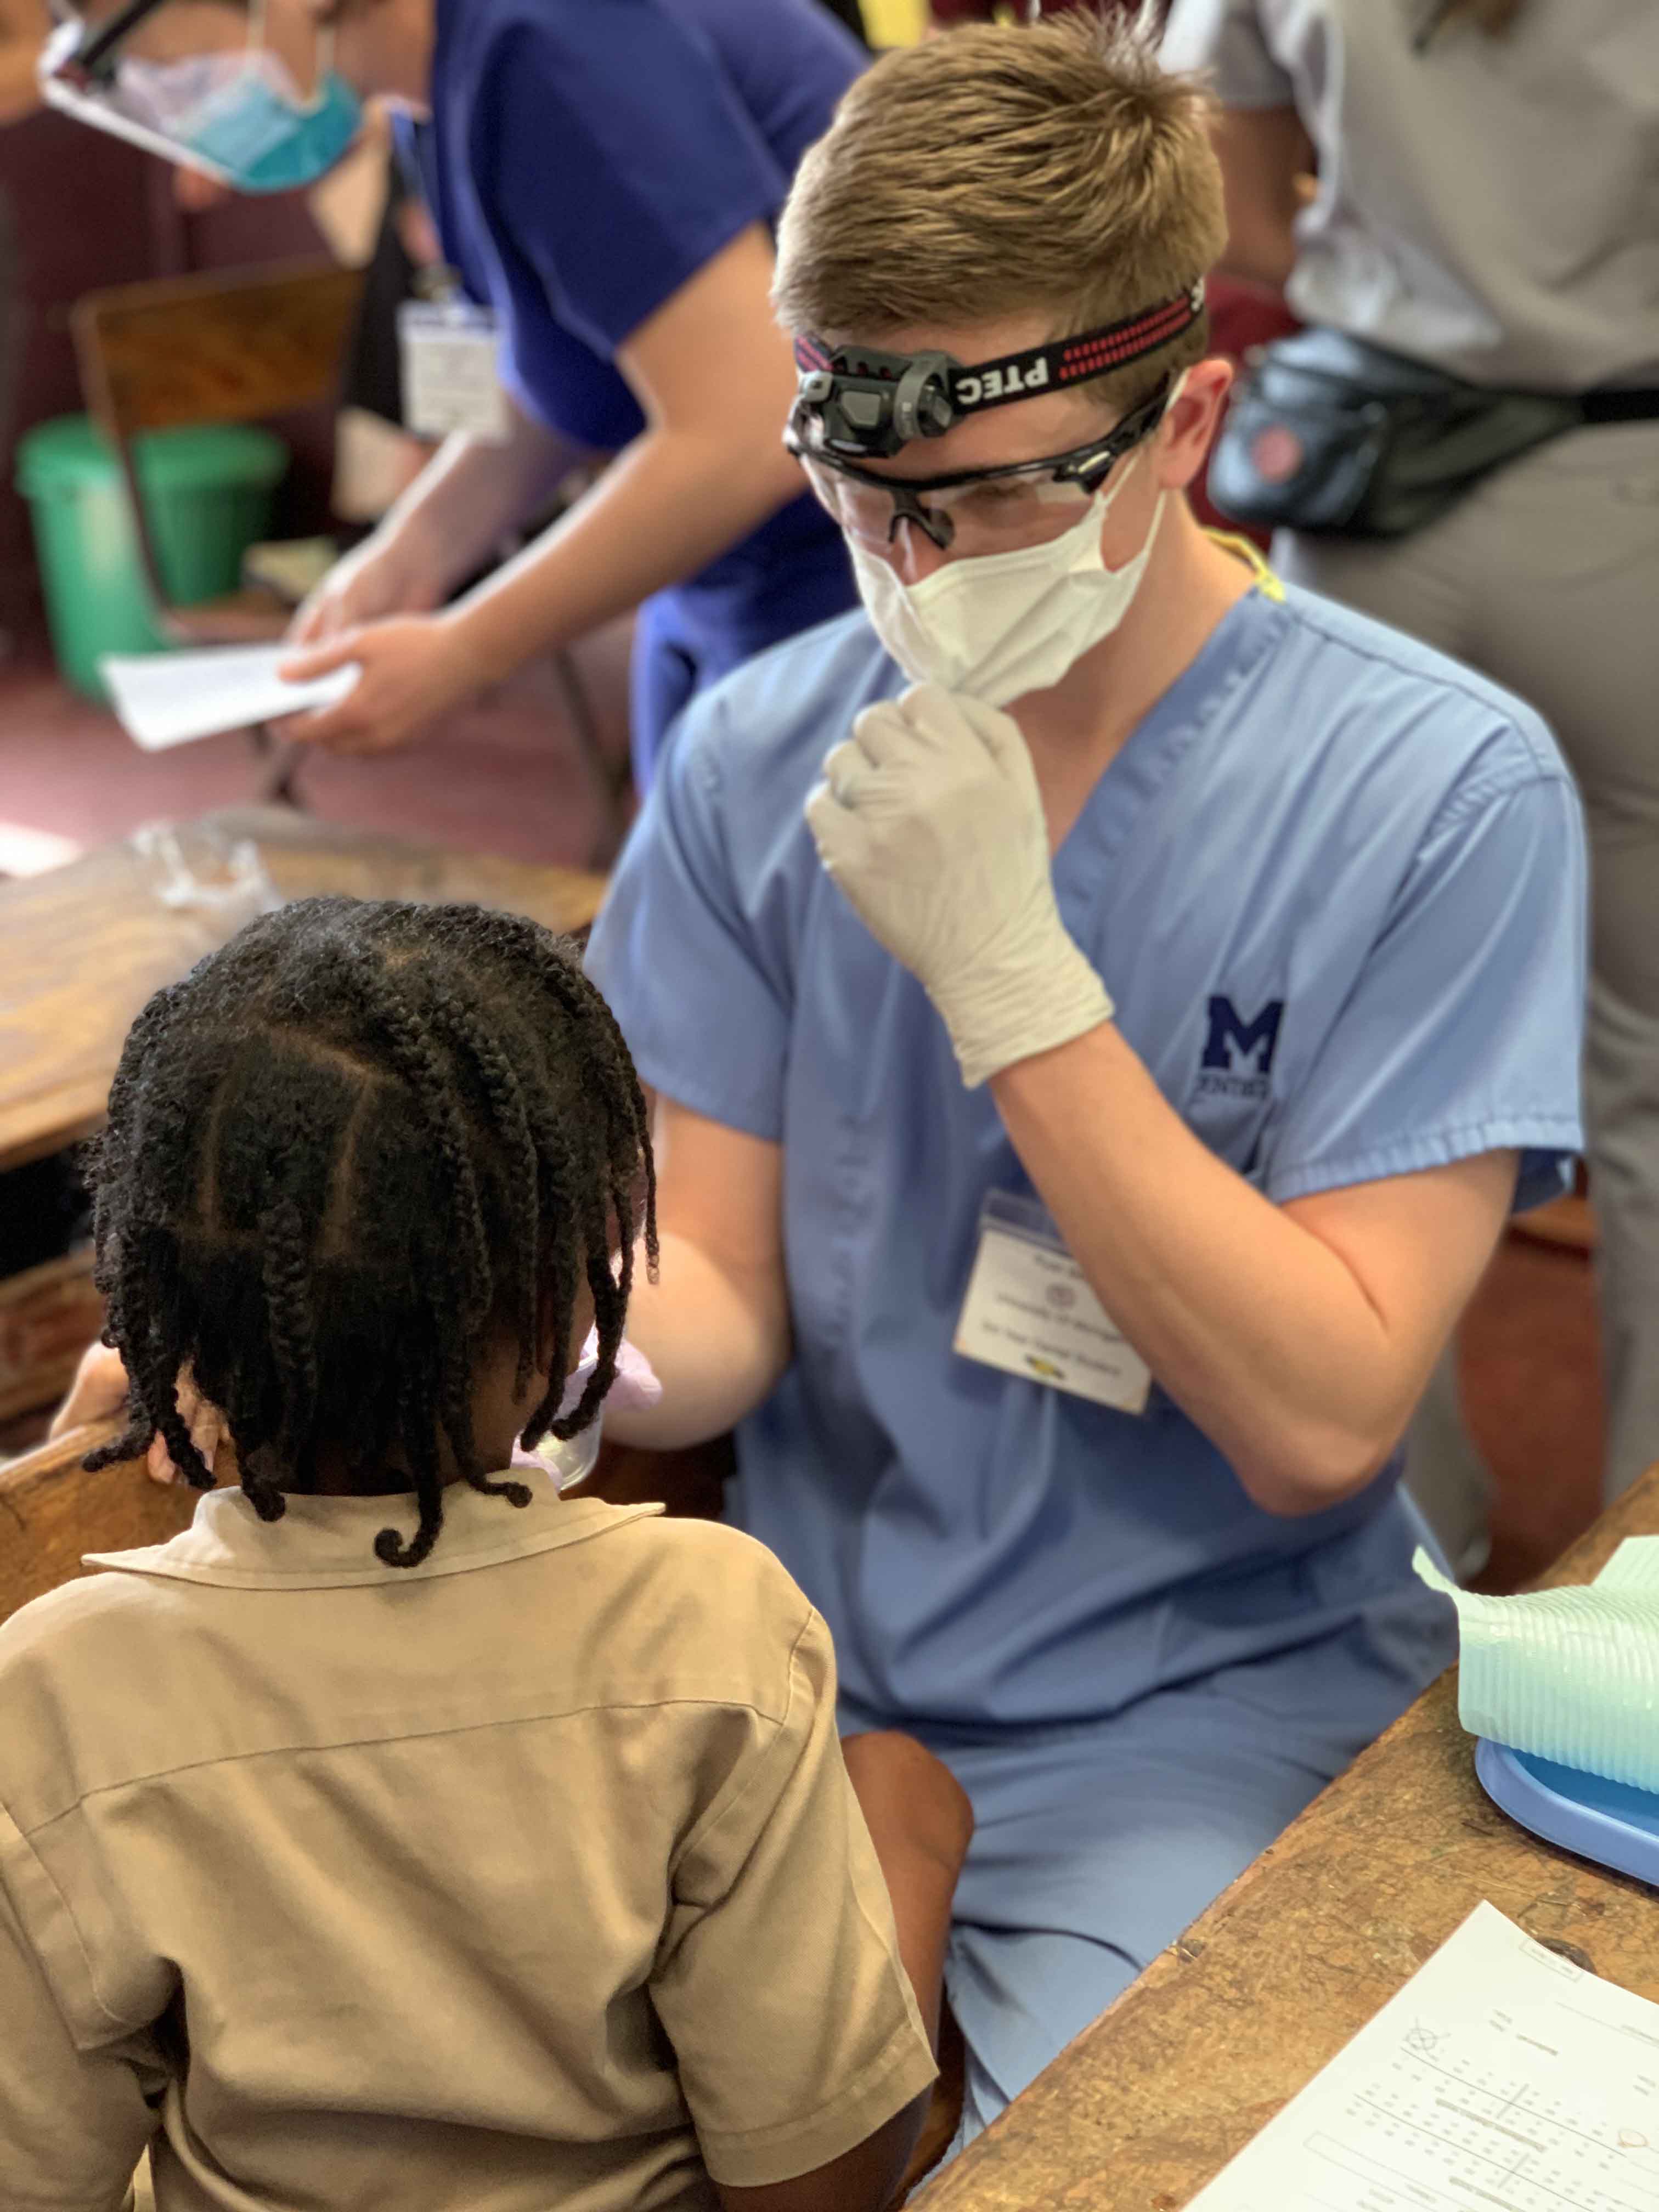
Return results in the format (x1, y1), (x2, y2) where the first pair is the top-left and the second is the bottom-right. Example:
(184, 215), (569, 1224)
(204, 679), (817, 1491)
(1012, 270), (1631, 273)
(794, 280), (1204, 422)
(70, 0), (167, 80)
(946, 281), (1204, 417)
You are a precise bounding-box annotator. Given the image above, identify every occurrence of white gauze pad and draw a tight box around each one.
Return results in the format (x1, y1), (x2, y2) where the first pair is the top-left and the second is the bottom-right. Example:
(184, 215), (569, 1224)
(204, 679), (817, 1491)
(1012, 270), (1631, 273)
(1414, 1538), (1659, 1792)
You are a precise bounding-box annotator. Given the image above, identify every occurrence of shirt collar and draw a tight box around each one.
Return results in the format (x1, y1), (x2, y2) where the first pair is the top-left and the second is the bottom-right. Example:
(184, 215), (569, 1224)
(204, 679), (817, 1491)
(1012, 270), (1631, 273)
(83, 1480), (665, 1592)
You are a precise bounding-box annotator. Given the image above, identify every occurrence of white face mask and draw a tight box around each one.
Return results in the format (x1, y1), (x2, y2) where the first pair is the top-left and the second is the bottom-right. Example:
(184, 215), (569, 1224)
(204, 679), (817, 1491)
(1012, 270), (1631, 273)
(511, 1332), (661, 1492)
(849, 375), (1184, 706)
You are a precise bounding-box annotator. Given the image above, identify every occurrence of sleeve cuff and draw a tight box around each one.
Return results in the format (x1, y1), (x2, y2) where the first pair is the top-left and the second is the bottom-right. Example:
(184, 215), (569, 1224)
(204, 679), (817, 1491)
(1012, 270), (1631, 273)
(1265, 1120), (1582, 1209)
(698, 2011), (938, 2190)
(625, 1042), (785, 1147)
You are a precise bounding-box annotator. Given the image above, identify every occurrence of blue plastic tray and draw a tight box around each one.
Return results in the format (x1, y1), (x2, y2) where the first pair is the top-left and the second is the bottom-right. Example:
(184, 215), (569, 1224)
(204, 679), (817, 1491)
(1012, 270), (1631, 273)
(1475, 1737), (1659, 1888)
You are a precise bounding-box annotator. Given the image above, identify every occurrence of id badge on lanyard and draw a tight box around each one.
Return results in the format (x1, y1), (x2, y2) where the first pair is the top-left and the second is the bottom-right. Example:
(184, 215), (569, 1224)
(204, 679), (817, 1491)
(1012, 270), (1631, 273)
(397, 289), (510, 443)
(953, 1192), (1152, 1415)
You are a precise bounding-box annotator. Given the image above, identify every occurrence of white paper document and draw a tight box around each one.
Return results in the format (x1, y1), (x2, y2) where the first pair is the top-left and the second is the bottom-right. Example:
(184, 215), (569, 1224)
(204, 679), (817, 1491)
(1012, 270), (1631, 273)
(1189, 1902), (1659, 2212)
(100, 645), (358, 752)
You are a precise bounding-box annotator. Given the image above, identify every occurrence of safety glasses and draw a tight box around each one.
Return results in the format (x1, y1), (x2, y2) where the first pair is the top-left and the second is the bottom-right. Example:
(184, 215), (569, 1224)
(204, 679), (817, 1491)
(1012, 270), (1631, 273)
(786, 381), (1172, 554)
(41, 0), (339, 185)
(45, 0), (166, 78)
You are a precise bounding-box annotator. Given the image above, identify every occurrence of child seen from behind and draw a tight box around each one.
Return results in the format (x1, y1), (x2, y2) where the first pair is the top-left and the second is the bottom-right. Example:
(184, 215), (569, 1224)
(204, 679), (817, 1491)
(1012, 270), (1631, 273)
(0, 898), (961, 2212)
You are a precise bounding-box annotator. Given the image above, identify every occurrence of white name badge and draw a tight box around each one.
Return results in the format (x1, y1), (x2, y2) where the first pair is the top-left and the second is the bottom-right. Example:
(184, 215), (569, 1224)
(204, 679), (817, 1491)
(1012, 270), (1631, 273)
(953, 1192), (1152, 1415)
(397, 301), (510, 443)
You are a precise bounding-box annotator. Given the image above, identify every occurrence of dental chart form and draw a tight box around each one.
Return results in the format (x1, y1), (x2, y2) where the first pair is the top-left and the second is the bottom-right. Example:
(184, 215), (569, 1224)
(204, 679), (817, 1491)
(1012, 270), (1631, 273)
(1188, 1902), (1659, 2212)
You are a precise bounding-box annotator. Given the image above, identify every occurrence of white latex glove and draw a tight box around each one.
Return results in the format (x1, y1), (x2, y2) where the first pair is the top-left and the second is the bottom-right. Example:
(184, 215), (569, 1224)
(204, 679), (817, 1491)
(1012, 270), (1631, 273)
(805, 685), (1114, 1088)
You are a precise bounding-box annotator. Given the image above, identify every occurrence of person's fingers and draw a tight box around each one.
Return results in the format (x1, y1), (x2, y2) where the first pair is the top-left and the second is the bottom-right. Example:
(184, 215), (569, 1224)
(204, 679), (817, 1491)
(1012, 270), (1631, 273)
(49, 1340), (129, 1437)
(286, 597), (330, 647)
(950, 691), (1041, 791)
(278, 634), (363, 684)
(142, 1395), (224, 1488)
(272, 659), (388, 751)
(145, 1434), (178, 1487)
(889, 685), (1001, 773)
(192, 1415), (225, 1475)
(820, 737), (868, 807)
(286, 696), (408, 754)
(850, 699), (910, 770)
(804, 777), (853, 874)
(182, 1375), (222, 1470)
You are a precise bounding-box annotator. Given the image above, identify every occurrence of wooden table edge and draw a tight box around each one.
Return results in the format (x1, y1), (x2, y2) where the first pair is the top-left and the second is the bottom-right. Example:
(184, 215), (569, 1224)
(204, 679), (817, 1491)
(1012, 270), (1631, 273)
(915, 1462), (1659, 2209)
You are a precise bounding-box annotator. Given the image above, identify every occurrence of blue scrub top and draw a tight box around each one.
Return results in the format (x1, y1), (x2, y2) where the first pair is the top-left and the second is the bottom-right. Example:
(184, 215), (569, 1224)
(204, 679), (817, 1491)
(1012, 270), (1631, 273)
(587, 583), (1587, 1733)
(403, 0), (861, 662)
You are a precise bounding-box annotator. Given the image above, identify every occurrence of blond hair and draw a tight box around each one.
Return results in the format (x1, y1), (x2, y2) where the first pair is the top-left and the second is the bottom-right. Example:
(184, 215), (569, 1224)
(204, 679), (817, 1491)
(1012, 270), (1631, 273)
(774, 8), (1227, 413)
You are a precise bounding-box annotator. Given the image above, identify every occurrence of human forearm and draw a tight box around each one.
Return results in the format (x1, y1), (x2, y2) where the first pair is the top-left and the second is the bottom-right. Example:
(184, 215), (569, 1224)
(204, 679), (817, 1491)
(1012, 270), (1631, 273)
(437, 421), (805, 688)
(457, 215), (811, 684)
(1215, 220), (1299, 296)
(605, 1230), (791, 1449)
(992, 1024), (1426, 1511)
(1209, 106), (1311, 295)
(0, 47), (40, 122)
(377, 402), (589, 601)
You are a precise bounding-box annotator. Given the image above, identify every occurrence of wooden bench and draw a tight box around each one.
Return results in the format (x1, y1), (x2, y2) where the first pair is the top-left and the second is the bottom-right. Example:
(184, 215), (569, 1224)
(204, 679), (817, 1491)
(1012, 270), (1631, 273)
(0, 1421), (192, 1623)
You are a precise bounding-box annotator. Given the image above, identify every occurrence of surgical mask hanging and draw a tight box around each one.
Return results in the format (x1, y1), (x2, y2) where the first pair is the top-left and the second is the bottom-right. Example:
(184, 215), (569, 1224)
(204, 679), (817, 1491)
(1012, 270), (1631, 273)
(114, 3), (360, 194)
(511, 1334), (662, 1494)
(850, 373), (1187, 707)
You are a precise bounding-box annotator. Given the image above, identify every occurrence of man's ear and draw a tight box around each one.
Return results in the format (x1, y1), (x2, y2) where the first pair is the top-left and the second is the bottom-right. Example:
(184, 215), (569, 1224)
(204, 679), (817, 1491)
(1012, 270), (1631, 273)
(1154, 355), (1235, 493)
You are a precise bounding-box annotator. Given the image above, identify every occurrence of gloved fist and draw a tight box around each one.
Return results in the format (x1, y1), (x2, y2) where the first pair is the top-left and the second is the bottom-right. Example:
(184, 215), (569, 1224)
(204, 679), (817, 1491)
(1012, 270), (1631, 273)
(804, 685), (1113, 1087)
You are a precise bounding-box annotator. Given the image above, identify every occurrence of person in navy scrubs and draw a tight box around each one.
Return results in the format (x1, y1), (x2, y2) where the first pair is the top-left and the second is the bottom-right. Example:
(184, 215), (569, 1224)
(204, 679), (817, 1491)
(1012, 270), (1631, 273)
(300, 0), (867, 786)
(48, 0), (866, 788)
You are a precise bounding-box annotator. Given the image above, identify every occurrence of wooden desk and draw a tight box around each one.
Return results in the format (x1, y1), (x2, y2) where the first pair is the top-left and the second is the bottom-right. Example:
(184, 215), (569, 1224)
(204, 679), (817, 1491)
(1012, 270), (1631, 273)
(0, 808), (608, 1175)
(919, 1467), (1659, 2211)
(0, 811), (606, 1421)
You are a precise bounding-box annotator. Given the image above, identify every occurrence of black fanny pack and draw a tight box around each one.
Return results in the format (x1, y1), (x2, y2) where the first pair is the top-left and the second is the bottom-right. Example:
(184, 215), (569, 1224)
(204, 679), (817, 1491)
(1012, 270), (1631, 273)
(1208, 328), (1659, 540)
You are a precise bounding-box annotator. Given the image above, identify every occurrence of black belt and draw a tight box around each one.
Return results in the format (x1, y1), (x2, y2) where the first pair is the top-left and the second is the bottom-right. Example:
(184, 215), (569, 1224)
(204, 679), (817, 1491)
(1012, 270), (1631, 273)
(1577, 389), (1659, 424)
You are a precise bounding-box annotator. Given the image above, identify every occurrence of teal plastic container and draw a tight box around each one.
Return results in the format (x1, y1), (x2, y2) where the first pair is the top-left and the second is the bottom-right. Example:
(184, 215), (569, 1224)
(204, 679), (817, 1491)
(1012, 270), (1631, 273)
(16, 416), (289, 699)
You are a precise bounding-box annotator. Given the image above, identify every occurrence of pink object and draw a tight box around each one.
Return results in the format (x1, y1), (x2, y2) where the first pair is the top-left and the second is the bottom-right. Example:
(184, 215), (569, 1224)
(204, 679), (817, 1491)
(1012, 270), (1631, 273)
(510, 1333), (662, 1473)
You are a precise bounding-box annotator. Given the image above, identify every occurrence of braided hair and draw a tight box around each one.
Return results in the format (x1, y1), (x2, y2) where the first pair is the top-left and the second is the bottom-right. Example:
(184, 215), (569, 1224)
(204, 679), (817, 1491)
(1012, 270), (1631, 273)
(85, 898), (657, 1570)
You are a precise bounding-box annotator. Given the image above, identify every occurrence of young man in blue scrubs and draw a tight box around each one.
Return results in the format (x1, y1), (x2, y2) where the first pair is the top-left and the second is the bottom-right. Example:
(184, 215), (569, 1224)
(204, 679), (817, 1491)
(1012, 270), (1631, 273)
(45, 0), (865, 787)
(585, 17), (1587, 2148)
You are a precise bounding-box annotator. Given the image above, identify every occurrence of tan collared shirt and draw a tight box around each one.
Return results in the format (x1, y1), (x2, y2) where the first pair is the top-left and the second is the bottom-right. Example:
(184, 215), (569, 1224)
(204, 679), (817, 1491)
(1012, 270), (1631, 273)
(0, 1483), (934, 2211)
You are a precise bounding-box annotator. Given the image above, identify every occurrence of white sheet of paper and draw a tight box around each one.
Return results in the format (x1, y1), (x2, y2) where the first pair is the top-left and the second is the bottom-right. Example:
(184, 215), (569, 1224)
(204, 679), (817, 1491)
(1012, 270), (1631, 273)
(100, 646), (358, 752)
(1189, 1901), (1659, 2212)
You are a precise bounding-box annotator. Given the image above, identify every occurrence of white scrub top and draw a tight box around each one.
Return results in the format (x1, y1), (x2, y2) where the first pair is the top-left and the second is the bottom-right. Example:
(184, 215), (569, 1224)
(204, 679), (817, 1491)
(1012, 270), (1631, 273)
(586, 586), (1585, 1732)
(1161, 0), (1659, 391)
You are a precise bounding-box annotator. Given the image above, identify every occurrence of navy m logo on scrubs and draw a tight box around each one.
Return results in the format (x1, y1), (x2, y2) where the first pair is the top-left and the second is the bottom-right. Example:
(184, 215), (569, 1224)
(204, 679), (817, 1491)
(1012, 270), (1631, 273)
(1197, 996), (1284, 1102)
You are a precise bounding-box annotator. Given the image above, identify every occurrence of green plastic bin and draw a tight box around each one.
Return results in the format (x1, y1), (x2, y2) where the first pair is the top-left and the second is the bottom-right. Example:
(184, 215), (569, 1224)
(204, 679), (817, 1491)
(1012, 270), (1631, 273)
(16, 416), (289, 700)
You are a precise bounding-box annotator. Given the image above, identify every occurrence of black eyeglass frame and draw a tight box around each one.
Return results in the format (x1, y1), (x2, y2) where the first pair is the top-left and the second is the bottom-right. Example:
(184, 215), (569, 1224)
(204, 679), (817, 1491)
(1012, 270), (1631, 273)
(49, 0), (168, 83)
(785, 380), (1173, 551)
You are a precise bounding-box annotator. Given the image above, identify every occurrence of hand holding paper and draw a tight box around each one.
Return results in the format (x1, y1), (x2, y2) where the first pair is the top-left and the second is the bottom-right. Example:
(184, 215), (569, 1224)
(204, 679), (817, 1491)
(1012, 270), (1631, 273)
(101, 644), (360, 752)
(276, 612), (494, 755)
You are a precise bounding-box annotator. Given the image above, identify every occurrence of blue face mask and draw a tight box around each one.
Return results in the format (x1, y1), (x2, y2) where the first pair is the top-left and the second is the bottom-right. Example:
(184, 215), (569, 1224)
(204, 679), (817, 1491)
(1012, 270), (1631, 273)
(179, 54), (362, 193)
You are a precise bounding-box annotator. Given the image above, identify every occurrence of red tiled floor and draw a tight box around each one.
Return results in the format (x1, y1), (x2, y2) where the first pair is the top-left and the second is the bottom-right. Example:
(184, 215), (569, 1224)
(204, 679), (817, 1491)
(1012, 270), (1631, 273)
(0, 621), (636, 873)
